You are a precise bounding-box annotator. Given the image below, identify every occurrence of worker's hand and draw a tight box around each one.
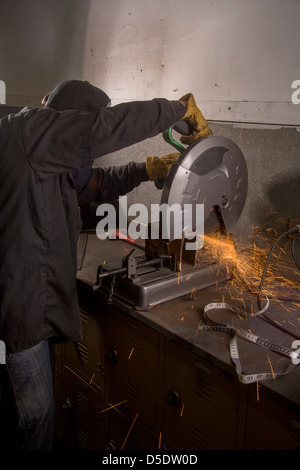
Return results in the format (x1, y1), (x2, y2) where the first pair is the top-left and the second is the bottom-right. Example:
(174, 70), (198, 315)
(146, 153), (180, 180)
(179, 93), (212, 144)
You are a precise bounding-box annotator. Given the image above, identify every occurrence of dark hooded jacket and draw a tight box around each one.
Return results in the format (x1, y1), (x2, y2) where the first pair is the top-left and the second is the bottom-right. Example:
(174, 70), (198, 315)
(0, 98), (185, 353)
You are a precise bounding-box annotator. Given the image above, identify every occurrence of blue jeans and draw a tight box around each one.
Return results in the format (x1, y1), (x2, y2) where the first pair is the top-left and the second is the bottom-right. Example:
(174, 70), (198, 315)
(2, 340), (55, 450)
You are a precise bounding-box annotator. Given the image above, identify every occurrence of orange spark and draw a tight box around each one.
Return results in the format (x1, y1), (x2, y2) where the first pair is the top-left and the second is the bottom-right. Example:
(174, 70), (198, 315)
(98, 399), (128, 414)
(121, 412), (139, 450)
(128, 347), (134, 359)
(158, 432), (162, 449)
(267, 355), (276, 380)
(89, 372), (95, 385)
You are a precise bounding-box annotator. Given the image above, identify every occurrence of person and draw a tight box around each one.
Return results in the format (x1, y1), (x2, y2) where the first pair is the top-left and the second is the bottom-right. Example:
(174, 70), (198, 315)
(0, 79), (211, 450)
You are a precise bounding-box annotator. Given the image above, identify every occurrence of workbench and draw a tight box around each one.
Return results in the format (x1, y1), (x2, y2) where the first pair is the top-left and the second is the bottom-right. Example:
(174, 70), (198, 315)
(54, 234), (300, 450)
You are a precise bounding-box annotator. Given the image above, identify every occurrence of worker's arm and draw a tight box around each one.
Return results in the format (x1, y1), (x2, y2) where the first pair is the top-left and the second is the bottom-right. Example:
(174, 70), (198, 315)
(75, 162), (149, 204)
(75, 151), (180, 204)
(90, 99), (186, 159)
(21, 99), (186, 177)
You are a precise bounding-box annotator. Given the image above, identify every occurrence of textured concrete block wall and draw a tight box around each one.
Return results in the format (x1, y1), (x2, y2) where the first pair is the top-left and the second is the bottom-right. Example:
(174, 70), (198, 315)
(94, 121), (300, 246)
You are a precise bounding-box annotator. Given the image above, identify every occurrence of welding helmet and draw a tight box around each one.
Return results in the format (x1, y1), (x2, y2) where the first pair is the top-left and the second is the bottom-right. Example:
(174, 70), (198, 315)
(42, 79), (111, 111)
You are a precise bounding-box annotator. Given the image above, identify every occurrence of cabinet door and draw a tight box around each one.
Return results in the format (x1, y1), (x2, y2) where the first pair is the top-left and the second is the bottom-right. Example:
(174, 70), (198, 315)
(162, 339), (240, 450)
(105, 408), (158, 450)
(65, 308), (106, 389)
(245, 385), (300, 450)
(106, 308), (163, 435)
(61, 366), (104, 450)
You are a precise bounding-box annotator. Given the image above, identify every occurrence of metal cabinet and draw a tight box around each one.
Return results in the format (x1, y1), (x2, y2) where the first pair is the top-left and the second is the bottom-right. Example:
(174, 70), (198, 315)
(161, 338), (241, 450)
(104, 308), (163, 449)
(244, 386), (300, 450)
(65, 308), (106, 390)
(54, 297), (299, 450)
(55, 301), (107, 450)
(61, 365), (104, 450)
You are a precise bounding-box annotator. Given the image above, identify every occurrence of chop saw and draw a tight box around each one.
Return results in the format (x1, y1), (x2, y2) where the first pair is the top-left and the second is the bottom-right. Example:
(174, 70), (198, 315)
(93, 122), (248, 310)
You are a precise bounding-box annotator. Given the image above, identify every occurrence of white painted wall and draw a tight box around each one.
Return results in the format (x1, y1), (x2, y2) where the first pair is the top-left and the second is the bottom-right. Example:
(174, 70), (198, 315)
(1, 0), (299, 124)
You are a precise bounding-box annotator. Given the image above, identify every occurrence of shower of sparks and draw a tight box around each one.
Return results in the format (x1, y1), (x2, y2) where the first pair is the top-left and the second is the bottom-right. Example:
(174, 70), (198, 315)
(195, 230), (300, 314)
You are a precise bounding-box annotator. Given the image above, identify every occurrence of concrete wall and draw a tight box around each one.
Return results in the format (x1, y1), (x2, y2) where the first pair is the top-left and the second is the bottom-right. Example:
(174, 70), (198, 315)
(1, 0), (299, 124)
(93, 122), (300, 244)
(0, 0), (299, 242)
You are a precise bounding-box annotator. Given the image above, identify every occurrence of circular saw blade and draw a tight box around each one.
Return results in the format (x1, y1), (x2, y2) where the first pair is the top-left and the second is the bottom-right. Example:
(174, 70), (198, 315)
(160, 135), (248, 240)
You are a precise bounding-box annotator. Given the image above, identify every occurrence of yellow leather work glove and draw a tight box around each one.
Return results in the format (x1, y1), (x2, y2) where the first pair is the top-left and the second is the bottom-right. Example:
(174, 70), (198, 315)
(180, 93), (212, 144)
(146, 153), (180, 180)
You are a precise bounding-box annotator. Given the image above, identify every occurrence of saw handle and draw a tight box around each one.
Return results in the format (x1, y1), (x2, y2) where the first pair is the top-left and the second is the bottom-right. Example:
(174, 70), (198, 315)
(162, 120), (190, 152)
(155, 120), (190, 189)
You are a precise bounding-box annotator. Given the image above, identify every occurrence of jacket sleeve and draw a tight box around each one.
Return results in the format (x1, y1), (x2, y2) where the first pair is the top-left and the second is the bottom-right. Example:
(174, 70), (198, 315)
(75, 162), (149, 205)
(21, 99), (185, 177)
(91, 99), (185, 159)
